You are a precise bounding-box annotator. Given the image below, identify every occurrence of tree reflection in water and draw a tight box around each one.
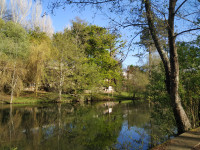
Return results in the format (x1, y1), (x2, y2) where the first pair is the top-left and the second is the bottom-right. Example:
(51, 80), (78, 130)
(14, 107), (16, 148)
(0, 102), (175, 150)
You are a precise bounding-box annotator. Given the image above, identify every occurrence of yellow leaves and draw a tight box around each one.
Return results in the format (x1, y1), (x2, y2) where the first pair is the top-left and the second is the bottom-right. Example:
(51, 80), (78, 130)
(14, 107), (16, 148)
(29, 39), (51, 63)
(26, 35), (52, 85)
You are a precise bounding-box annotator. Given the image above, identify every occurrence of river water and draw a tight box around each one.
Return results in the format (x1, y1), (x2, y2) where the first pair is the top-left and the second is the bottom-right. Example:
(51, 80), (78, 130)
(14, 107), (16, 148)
(0, 101), (174, 150)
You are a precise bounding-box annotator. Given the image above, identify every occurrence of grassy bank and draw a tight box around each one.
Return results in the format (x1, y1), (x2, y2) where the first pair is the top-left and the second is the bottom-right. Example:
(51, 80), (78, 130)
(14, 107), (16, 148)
(0, 91), (73, 104)
(0, 91), (136, 104)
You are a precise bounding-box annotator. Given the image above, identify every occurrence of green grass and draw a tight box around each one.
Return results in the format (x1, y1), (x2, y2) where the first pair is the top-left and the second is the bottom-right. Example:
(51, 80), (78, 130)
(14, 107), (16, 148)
(120, 100), (134, 104)
(0, 91), (72, 104)
(112, 92), (134, 101)
(0, 91), (141, 104)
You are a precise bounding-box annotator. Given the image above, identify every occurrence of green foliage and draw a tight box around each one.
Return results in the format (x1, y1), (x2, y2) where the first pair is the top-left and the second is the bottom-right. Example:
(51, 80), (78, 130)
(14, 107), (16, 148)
(51, 30), (101, 96)
(148, 63), (176, 135)
(0, 20), (29, 59)
(70, 20), (124, 89)
(178, 42), (200, 127)
(124, 65), (149, 98)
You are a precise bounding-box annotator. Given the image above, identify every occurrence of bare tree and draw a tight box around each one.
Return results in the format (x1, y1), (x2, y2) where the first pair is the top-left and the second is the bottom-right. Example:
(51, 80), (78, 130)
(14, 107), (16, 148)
(31, 0), (42, 29)
(10, 0), (32, 26)
(41, 15), (54, 37)
(0, 0), (6, 18)
(31, 0), (54, 37)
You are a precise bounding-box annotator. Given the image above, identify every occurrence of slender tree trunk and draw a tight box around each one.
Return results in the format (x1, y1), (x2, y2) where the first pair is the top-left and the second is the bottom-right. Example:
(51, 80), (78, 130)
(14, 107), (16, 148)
(58, 60), (63, 102)
(59, 88), (62, 102)
(35, 82), (38, 97)
(10, 62), (17, 104)
(168, 0), (191, 133)
(10, 88), (14, 104)
(34, 58), (39, 97)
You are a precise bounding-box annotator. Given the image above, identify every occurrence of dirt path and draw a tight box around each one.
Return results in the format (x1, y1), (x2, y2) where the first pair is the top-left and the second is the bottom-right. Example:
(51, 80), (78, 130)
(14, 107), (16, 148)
(152, 127), (200, 150)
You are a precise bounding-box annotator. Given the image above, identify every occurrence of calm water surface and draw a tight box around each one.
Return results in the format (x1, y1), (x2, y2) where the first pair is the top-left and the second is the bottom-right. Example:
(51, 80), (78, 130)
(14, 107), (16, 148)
(0, 101), (173, 150)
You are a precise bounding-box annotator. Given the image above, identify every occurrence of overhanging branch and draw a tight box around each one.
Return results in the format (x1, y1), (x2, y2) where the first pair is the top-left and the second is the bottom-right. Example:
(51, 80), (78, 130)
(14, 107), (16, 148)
(65, 0), (115, 4)
(174, 0), (188, 15)
(175, 14), (200, 27)
(120, 31), (142, 62)
(174, 28), (200, 37)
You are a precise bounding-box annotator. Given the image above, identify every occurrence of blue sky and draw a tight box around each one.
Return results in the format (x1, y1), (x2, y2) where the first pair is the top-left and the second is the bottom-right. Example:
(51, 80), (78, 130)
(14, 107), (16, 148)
(42, 2), (145, 68)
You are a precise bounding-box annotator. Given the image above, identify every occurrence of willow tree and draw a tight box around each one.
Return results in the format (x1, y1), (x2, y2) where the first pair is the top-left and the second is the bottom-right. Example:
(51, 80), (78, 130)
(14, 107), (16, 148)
(48, 0), (200, 133)
(27, 30), (51, 96)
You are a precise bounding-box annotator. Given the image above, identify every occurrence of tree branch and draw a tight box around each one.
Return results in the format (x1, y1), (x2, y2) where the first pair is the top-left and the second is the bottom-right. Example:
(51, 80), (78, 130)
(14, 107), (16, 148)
(151, 3), (166, 17)
(50, 0), (116, 10)
(175, 14), (200, 27)
(109, 17), (147, 28)
(120, 31), (142, 63)
(102, 12), (148, 29)
(174, 0), (188, 15)
(121, 23), (148, 28)
(65, 0), (115, 5)
(175, 28), (200, 37)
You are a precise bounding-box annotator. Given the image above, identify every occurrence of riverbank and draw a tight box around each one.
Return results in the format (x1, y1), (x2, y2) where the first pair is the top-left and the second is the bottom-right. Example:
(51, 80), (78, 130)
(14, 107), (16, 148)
(0, 91), (135, 104)
(152, 127), (200, 150)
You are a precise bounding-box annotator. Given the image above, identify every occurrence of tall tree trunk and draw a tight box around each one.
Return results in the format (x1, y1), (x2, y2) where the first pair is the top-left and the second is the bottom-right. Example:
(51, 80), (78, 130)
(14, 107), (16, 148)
(59, 88), (62, 102)
(34, 59), (39, 97)
(58, 60), (63, 102)
(10, 87), (14, 104)
(145, 0), (191, 133)
(35, 82), (38, 97)
(168, 0), (191, 133)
